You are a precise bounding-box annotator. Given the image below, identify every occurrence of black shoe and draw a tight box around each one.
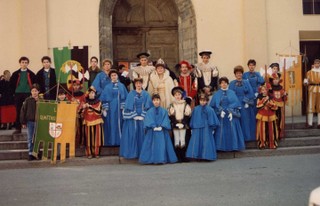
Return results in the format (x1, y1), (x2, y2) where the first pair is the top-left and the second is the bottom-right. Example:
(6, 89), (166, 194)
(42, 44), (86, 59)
(306, 125), (313, 129)
(28, 155), (36, 161)
(38, 151), (43, 159)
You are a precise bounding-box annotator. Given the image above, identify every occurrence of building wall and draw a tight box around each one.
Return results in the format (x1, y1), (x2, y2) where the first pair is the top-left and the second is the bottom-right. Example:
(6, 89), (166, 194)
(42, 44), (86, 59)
(1, 0), (320, 115)
(46, 0), (100, 65)
(0, 0), (48, 71)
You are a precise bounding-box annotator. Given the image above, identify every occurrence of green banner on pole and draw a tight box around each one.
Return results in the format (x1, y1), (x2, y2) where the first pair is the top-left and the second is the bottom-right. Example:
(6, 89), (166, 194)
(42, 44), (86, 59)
(33, 101), (57, 159)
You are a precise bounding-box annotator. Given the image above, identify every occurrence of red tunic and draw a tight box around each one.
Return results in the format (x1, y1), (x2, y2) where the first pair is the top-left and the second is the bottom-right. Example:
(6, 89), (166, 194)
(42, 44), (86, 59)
(178, 74), (197, 98)
(82, 101), (103, 126)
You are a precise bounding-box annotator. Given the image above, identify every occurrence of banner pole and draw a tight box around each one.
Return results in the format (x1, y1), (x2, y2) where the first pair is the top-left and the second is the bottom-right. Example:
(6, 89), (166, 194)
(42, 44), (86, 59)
(55, 63), (63, 102)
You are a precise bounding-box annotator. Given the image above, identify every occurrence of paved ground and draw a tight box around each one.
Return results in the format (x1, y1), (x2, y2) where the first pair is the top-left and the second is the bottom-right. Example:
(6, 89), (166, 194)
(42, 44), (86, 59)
(0, 154), (319, 206)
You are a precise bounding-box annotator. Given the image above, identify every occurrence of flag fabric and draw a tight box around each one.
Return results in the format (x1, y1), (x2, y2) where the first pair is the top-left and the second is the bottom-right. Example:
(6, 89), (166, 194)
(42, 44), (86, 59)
(279, 55), (302, 106)
(33, 101), (78, 163)
(53, 47), (71, 80)
(53, 46), (89, 90)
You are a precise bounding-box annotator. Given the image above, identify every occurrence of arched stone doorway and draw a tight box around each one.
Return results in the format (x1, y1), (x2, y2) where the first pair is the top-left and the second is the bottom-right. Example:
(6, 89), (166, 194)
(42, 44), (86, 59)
(99, 0), (197, 69)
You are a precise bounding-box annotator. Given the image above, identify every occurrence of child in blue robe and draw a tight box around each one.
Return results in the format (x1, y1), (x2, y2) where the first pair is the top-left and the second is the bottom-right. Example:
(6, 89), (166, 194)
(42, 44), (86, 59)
(120, 78), (153, 159)
(186, 93), (219, 161)
(210, 77), (245, 151)
(100, 69), (128, 146)
(139, 94), (177, 164)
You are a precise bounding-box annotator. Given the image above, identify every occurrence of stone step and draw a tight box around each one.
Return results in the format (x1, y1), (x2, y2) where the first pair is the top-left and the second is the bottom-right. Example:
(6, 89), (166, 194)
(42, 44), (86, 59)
(285, 129), (320, 138)
(0, 147), (120, 160)
(0, 156), (120, 170)
(2, 135), (319, 153)
(245, 136), (320, 149)
(75, 147), (119, 156)
(235, 145), (320, 158)
(0, 141), (28, 150)
(0, 149), (29, 160)
(0, 133), (27, 142)
(2, 144), (320, 162)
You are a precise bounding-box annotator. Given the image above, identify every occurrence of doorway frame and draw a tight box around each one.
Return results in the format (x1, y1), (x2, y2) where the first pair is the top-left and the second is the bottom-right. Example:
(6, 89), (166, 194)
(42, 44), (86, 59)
(99, 0), (197, 64)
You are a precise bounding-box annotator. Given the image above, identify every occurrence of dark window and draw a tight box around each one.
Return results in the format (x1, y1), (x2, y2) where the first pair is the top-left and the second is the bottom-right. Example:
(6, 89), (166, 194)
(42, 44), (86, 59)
(303, 0), (320, 14)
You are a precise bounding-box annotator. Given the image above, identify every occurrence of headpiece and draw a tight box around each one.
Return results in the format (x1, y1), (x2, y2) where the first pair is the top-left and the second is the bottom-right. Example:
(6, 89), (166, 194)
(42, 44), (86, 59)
(171, 86), (185, 96)
(199, 50), (212, 57)
(155, 58), (166, 68)
(136, 52), (150, 59)
(179, 60), (192, 70)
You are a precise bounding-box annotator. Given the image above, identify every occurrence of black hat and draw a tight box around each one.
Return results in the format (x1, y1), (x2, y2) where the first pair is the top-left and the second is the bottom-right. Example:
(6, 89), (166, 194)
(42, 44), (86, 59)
(269, 63), (280, 69)
(185, 96), (192, 105)
(155, 58), (166, 68)
(108, 69), (119, 77)
(199, 50), (212, 57)
(136, 52), (150, 59)
(171, 86), (185, 96)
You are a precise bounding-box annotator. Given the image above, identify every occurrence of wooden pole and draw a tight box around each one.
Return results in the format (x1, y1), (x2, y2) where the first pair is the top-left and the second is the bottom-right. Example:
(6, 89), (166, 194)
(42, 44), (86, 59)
(304, 45), (308, 126)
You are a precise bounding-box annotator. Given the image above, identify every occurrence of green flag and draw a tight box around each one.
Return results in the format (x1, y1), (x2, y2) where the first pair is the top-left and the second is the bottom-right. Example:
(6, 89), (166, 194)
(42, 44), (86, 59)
(33, 101), (57, 160)
(53, 47), (71, 84)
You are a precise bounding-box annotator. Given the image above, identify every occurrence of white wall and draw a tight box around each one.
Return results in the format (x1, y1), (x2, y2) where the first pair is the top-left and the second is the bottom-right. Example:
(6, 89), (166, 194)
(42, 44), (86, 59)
(0, 0), (48, 72)
(46, 0), (100, 69)
(194, 0), (245, 78)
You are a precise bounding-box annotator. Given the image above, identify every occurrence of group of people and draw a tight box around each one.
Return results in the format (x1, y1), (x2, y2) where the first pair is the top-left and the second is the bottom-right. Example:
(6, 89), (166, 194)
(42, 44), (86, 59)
(1, 51), (320, 164)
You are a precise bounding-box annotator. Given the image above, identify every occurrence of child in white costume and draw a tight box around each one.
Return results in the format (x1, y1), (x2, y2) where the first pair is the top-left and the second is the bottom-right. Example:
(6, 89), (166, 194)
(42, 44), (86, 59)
(168, 86), (192, 162)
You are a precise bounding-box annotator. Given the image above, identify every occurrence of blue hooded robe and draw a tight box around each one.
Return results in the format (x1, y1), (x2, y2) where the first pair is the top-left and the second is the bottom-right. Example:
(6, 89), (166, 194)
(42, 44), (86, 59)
(100, 81), (128, 146)
(139, 106), (177, 164)
(120, 90), (153, 159)
(229, 79), (256, 141)
(186, 105), (219, 160)
(210, 89), (245, 151)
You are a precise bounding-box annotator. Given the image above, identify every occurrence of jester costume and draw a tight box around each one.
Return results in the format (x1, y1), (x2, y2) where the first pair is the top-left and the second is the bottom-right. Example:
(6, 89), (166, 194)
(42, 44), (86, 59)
(82, 97), (104, 157)
(269, 74), (287, 139)
(256, 93), (279, 149)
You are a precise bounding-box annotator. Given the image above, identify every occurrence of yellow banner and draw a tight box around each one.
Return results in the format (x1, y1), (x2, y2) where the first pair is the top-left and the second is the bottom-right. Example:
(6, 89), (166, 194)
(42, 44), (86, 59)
(279, 55), (302, 106)
(52, 102), (78, 163)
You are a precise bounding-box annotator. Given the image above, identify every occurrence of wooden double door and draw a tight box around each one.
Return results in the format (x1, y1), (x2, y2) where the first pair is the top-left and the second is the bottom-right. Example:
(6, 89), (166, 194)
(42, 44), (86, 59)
(112, 0), (179, 70)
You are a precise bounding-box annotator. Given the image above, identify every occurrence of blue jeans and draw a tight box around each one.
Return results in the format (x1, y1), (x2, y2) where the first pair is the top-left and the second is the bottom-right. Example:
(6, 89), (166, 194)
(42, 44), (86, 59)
(27, 121), (35, 155)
